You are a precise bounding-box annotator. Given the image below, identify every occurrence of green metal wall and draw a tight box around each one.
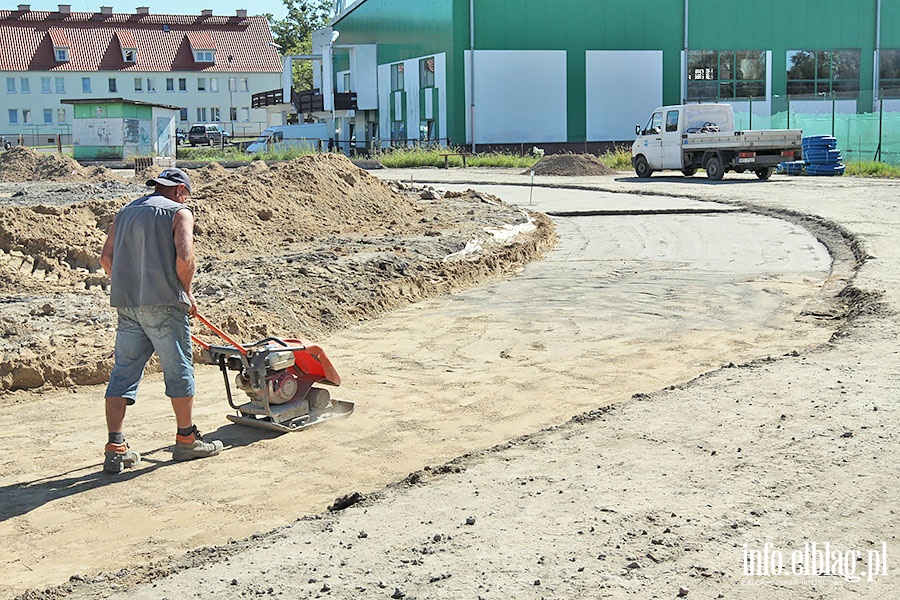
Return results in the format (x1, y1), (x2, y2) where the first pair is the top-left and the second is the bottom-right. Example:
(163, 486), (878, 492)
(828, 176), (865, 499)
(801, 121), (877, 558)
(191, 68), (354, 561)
(687, 0), (881, 112)
(471, 0), (684, 144)
(72, 103), (152, 120)
(335, 0), (899, 144)
(334, 0), (465, 142)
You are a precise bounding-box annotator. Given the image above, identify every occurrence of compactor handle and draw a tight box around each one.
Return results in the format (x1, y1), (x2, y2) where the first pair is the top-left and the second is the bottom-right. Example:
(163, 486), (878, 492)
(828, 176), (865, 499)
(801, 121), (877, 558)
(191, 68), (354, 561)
(194, 312), (249, 356)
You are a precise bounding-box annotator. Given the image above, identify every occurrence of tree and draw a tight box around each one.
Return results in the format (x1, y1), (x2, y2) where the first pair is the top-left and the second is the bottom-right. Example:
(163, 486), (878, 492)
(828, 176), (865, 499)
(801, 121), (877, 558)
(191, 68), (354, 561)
(268, 0), (334, 91)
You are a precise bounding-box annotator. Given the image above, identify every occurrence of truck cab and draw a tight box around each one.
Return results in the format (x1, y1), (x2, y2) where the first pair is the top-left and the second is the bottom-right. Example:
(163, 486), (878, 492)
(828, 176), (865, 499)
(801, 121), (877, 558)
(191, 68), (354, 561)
(245, 123), (330, 154)
(632, 104), (734, 176)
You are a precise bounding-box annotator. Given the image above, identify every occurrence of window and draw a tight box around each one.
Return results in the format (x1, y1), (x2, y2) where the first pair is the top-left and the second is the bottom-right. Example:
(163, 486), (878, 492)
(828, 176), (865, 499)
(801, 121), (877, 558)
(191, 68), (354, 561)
(228, 77), (236, 92)
(419, 119), (434, 141)
(787, 49), (860, 98)
(390, 63), (404, 91)
(55, 48), (69, 62)
(82, 77), (91, 93)
(342, 72), (351, 92)
(642, 112), (663, 135)
(123, 49), (136, 63)
(198, 78), (206, 92)
(20, 78), (29, 93)
(229, 107), (237, 121)
(210, 78), (218, 92)
(195, 50), (214, 62)
(241, 107), (250, 121)
(55, 77), (65, 93)
(6, 77), (14, 93)
(879, 49), (900, 98)
(196, 107), (207, 122)
(178, 78), (187, 92)
(166, 78), (174, 92)
(57, 108), (66, 123)
(665, 110), (679, 132)
(240, 77), (249, 92)
(22, 109), (31, 124)
(146, 78), (156, 92)
(8, 109), (17, 124)
(108, 78), (117, 93)
(134, 77), (142, 91)
(43, 108), (53, 124)
(179, 108), (188, 121)
(211, 107), (220, 121)
(687, 50), (766, 100)
(41, 77), (51, 94)
(419, 57), (435, 88)
(390, 120), (406, 143)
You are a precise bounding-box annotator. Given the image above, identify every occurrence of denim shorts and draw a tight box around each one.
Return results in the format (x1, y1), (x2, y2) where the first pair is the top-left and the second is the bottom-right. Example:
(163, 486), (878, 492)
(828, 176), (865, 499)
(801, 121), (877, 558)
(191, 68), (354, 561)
(105, 304), (195, 402)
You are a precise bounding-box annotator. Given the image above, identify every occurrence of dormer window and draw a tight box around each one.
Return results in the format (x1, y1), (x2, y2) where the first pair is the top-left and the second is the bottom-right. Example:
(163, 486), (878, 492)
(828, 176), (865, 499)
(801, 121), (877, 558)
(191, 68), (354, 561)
(48, 29), (70, 62)
(186, 31), (216, 64)
(115, 30), (137, 64)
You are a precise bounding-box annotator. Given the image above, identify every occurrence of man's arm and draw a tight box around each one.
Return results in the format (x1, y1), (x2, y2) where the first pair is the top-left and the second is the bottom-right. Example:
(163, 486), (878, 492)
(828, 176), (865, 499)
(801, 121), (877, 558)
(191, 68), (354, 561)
(100, 222), (115, 275)
(173, 208), (197, 316)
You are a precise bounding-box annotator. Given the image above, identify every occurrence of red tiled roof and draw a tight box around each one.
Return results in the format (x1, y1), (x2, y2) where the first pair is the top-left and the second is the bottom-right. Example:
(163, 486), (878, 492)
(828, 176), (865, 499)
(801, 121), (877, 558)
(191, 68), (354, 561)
(47, 28), (68, 47)
(186, 30), (215, 51)
(115, 29), (136, 49)
(0, 10), (282, 73)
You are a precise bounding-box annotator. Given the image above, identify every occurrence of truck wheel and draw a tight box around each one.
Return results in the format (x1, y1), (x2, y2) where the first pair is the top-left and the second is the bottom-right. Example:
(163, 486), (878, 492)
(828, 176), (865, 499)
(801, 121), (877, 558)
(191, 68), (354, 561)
(634, 156), (652, 178)
(681, 167), (697, 177)
(755, 167), (774, 180)
(705, 157), (725, 181)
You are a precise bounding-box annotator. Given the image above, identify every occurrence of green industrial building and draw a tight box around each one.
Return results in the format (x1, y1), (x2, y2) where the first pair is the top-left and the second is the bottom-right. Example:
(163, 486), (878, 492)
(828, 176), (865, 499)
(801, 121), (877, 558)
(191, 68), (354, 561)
(300, 0), (900, 155)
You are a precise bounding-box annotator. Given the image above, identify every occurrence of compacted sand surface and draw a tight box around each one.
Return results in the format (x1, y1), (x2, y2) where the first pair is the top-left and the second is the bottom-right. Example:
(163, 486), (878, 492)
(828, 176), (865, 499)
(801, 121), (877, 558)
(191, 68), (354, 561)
(1, 156), (896, 599)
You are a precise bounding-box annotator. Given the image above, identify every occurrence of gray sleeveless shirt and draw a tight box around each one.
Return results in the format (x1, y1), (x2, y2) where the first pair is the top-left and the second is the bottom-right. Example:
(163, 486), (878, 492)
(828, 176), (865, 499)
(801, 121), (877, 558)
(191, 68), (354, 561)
(109, 194), (190, 308)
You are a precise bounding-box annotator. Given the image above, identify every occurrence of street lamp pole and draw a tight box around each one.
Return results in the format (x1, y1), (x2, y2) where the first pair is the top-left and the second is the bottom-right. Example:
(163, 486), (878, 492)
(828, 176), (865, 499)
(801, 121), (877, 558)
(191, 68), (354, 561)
(227, 54), (235, 136)
(831, 90), (836, 137)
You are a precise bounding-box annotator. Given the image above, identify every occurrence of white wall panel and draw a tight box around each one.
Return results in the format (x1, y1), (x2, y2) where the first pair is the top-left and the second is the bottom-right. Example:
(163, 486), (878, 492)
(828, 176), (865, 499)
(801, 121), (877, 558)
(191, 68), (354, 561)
(586, 51), (663, 141)
(466, 50), (568, 144)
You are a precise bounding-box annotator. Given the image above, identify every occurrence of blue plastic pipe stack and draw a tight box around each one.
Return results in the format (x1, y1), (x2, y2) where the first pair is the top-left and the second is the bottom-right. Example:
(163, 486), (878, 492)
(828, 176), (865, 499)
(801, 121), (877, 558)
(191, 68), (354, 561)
(802, 135), (845, 176)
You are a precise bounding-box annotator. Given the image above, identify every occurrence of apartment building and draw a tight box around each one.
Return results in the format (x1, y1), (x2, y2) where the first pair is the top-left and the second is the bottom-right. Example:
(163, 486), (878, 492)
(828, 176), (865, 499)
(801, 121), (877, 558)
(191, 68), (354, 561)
(0, 4), (282, 142)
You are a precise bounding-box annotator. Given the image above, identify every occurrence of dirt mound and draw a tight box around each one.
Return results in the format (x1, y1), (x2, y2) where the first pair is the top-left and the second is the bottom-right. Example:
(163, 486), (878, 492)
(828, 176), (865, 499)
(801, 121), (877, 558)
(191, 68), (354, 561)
(186, 162), (230, 187)
(0, 146), (122, 183)
(191, 153), (421, 256)
(525, 153), (617, 176)
(0, 152), (556, 392)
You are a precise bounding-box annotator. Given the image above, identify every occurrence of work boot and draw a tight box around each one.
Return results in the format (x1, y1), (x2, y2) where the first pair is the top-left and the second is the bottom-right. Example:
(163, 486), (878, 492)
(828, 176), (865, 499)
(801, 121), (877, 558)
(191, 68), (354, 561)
(104, 442), (141, 474)
(173, 425), (223, 461)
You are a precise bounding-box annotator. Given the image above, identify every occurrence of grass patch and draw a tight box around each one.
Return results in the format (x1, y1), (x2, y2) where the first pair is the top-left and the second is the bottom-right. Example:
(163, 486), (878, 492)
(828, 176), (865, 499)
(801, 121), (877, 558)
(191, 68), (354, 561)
(176, 144), (320, 162)
(598, 146), (633, 171)
(373, 146), (540, 168)
(844, 160), (900, 178)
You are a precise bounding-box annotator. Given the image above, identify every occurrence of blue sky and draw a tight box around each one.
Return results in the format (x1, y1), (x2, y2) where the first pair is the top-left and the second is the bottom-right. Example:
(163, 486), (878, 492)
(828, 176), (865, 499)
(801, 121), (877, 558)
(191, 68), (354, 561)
(19, 1), (289, 21)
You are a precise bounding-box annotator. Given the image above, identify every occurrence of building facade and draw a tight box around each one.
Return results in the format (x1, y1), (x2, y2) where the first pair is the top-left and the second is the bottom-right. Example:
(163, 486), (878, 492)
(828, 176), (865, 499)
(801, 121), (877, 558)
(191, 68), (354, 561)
(313, 0), (900, 151)
(0, 4), (282, 144)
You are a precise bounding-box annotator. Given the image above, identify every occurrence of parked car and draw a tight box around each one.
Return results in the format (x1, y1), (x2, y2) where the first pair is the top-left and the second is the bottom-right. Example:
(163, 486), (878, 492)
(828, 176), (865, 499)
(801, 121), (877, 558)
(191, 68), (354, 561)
(188, 124), (231, 147)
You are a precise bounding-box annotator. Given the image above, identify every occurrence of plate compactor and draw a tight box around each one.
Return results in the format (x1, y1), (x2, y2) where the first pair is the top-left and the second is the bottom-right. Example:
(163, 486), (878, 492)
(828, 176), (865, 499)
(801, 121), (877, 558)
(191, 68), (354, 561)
(192, 313), (354, 433)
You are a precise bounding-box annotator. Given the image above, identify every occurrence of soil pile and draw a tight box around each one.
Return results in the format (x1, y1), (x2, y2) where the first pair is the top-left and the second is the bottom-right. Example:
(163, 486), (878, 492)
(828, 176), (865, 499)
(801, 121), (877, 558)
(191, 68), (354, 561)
(0, 153), (556, 392)
(525, 153), (618, 176)
(0, 146), (122, 183)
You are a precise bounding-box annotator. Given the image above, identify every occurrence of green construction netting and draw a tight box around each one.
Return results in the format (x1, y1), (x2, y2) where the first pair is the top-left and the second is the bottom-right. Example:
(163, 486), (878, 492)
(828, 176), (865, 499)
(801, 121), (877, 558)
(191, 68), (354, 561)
(731, 110), (900, 164)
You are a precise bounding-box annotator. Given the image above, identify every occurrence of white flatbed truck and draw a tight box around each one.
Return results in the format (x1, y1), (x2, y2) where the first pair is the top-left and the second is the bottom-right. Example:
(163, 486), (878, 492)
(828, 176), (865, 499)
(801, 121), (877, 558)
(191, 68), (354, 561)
(631, 103), (802, 180)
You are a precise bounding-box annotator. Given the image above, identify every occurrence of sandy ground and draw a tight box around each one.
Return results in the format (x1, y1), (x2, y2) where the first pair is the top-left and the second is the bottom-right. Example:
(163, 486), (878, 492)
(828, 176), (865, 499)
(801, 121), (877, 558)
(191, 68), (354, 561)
(2, 165), (898, 599)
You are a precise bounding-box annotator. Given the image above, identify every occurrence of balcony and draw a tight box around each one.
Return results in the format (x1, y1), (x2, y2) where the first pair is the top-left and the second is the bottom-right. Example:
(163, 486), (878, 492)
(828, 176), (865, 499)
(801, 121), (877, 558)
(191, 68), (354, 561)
(251, 88), (358, 114)
(251, 88), (283, 108)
